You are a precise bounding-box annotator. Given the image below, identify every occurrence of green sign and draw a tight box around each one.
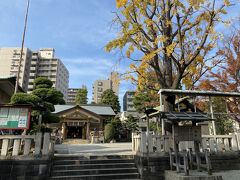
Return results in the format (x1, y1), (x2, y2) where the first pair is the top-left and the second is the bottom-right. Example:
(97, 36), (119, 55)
(0, 106), (30, 129)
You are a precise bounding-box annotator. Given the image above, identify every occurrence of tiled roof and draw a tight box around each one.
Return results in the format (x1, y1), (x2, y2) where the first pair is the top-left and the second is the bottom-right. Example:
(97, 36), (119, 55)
(53, 104), (116, 116)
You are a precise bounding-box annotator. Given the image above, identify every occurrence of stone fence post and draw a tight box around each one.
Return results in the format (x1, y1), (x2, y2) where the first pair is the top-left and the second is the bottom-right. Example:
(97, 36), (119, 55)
(34, 132), (42, 156)
(235, 132), (240, 150)
(140, 132), (147, 153)
(42, 133), (50, 155)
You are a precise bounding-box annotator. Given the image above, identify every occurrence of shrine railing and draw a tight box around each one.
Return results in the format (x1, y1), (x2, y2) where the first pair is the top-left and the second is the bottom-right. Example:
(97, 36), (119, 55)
(132, 132), (171, 153)
(0, 132), (54, 158)
(132, 132), (240, 154)
(201, 134), (240, 152)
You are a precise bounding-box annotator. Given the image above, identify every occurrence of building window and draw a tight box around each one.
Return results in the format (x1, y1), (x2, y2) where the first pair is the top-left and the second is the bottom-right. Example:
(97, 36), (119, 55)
(98, 87), (103, 92)
(98, 82), (103, 86)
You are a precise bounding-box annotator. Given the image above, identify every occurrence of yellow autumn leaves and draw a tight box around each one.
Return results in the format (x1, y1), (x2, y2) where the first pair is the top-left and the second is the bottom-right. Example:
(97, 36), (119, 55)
(116, 0), (128, 8)
(116, 0), (231, 9)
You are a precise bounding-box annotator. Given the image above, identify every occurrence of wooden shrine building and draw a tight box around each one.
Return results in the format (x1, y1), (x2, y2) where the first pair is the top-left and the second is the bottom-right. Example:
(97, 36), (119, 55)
(53, 105), (115, 140)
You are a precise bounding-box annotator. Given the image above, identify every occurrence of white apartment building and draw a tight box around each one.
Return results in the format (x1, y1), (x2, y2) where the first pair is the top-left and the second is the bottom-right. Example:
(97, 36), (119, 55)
(0, 47), (32, 92)
(28, 48), (69, 101)
(0, 48), (69, 100)
(92, 72), (119, 104)
(28, 51), (40, 91)
(67, 88), (79, 104)
(123, 91), (136, 112)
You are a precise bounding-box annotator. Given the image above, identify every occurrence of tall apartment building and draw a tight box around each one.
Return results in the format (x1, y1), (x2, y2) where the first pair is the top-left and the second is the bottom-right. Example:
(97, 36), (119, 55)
(0, 47), (32, 92)
(92, 72), (119, 104)
(67, 88), (79, 104)
(28, 48), (69, 101)
(67, 85), (88, 104)
(28, 51), (40, 91)
(123, 91), (136, 112)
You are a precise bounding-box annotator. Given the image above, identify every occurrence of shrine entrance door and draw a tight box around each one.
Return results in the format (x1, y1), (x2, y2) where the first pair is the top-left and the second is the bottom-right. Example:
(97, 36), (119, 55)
(67, 126), (83, 139)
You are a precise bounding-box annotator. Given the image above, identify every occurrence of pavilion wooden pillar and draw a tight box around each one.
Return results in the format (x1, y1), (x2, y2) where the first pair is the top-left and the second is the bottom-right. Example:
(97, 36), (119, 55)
(209, 96), (216, 135)
(62, 122), (67, 140)
(86, 120), (90, 140)
(161, 117), (165, 136)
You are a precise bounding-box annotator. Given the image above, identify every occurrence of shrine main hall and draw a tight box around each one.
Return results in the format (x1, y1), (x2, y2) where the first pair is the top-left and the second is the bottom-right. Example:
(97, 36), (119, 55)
(53, 105), (115, 140)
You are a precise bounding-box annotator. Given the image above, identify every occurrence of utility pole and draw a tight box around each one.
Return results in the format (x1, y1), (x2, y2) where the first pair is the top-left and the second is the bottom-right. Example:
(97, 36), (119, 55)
(14, 0), (30, 93)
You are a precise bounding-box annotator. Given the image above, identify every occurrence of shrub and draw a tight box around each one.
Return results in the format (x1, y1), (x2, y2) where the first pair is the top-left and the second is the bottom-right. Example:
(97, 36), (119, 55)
(104, 123), (115, 142)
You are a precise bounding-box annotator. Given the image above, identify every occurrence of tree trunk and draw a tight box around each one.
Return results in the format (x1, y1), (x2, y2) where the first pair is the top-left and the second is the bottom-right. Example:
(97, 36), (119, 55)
(163, 95), (175, 112)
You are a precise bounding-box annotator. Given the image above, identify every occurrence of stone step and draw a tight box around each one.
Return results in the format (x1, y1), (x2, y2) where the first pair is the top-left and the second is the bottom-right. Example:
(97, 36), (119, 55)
(52, 167), (138, 176)
(54, 155), (134, 161)
(50, 173), (140, 180)
(53, 163), (136, 170)
(53, 159), (134, 165)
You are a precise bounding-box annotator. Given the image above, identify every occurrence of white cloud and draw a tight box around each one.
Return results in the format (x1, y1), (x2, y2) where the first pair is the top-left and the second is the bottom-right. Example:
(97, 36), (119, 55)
(65, 57), (114, 67)
(63, 57), (117, 79)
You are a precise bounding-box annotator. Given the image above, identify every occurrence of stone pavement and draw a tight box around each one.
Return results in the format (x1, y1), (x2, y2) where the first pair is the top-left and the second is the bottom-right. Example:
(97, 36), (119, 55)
(165, 170), (240, 180)
(54, 142), (133, 156)
(215, 170), (240, 180)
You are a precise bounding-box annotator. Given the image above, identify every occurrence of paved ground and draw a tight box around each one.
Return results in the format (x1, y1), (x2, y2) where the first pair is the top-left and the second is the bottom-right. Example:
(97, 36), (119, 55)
(215, 170), (240, 180)
(167, 170), (240, 180)
(54, 142), (133, 156)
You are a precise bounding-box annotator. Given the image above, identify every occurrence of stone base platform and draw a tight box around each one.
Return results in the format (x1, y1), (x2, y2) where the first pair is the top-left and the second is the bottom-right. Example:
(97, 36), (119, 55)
(165, 170), (223, 180)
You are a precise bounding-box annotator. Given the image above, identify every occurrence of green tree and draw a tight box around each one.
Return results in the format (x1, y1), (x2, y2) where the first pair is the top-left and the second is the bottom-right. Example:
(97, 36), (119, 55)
(106, 0), (232, 111)
(111, 116), (122, 131)
(31, 77), (65, 123)
(76, 87), (88, 104)
(196, 97), (234, 135)
(123, 115), (138, 141)
(125, 115), (138, 132)
(10, 93), (42, 106)
(111, 116), (124, 141)
(10, 77), (65, 131)
(34, 77), (53, 89)
(101, 89), (120, 113)
(133, 91), (159, 113)
(149, 122), (161, 134)
(211, 97), (234, 135)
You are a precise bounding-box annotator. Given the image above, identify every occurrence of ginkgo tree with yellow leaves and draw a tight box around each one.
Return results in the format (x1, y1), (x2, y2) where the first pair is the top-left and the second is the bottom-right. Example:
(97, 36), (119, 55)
(106, 0), (232, 110)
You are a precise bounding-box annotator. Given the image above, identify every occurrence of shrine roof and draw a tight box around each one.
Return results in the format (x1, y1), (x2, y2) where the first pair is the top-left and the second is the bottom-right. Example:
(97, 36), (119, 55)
(53, 104), (116, 116)
(161, 112), (213, 122)
(158, 89), (240, 97)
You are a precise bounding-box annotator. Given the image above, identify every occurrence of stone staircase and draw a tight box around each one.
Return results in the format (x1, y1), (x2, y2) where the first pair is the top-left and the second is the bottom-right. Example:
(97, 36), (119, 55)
(50, 155), (140, 180)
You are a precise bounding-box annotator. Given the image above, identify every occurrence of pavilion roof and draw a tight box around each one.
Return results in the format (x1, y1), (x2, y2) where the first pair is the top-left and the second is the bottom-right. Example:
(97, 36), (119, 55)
(158, 89), (240, 97)
(53, 104), (116, 116)
(160, 112), (213, 123)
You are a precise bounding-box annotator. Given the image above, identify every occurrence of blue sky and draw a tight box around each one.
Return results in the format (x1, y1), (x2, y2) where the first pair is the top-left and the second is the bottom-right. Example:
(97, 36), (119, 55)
(0, 0), (135, 106)
(0, 0), (239, 108)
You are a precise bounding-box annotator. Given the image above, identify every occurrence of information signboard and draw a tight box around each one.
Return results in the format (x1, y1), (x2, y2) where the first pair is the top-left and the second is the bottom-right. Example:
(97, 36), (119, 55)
(0, 105), (31, 130)
(173, 126), (202, 142)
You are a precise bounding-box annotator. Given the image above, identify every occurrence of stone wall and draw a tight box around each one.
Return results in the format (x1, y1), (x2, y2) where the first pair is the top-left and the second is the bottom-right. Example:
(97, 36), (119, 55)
(134, 152), (170, 180)
(210, 152), (240, 171)
(135, 152), (240, 180)
(0, 157), (53, 180)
